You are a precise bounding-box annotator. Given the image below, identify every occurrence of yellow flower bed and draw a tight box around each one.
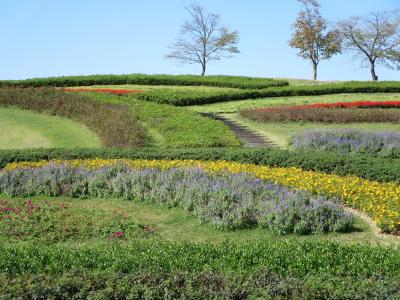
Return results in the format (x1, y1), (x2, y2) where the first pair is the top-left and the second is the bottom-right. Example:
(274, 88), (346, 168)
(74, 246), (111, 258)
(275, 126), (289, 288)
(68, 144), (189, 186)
(4, 158), (400, 233)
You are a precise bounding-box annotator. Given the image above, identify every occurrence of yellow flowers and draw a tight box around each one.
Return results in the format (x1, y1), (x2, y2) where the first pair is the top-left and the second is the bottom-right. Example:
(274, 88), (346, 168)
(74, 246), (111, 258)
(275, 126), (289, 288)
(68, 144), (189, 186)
(4, 158), (400, 234)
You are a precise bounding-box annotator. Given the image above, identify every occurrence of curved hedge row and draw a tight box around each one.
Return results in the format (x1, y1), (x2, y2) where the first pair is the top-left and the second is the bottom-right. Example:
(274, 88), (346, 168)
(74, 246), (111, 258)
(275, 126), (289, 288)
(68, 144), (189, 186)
(135, 81), (400, 106)
(0, 74), (288, 90)
(1, 147), (399, 183)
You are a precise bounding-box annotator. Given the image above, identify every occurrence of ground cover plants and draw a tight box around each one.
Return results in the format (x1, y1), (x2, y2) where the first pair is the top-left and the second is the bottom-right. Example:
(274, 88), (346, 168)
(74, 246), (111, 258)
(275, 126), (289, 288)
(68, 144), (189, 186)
(0, 88), (146, 148)
(292, 128), (400, 158)
(2, 158), (399, 234)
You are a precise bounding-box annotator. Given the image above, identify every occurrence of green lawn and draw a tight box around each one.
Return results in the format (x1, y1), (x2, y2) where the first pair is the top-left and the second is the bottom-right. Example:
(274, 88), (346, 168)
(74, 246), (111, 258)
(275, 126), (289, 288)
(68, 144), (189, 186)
(190, 93), (400, 113)
(0, 107), (101, 149)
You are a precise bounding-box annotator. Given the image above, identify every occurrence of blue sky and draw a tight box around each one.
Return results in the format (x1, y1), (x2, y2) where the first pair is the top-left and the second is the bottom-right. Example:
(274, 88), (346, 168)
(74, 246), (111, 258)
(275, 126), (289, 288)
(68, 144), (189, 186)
(1, 0), (399, 80)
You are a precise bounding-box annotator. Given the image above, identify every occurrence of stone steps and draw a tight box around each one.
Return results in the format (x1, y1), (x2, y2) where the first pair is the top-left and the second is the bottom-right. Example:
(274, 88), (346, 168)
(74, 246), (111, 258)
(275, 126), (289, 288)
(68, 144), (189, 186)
(200, 113), (277, 148)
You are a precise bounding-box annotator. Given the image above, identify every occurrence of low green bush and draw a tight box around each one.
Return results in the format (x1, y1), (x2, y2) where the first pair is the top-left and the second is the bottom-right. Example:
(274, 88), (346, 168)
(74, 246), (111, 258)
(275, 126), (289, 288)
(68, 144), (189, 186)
(1, 269), (399, 299)
(1, 240), (399, 298)
(0, 74), (288, 89)
(135, 81), (400, 106)
(0, 88), (147, 148)
(1, 147), (399, 183)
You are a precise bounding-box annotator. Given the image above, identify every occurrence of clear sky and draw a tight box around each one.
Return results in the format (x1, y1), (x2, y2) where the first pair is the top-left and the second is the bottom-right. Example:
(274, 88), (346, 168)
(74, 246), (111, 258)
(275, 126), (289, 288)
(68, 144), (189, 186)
(1, 0), (399, 80)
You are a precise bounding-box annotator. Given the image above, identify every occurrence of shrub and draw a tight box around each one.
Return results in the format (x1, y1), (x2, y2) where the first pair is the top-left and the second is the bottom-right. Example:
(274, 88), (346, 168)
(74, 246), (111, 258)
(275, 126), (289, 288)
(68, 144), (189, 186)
(1, 269), (399, 299)
(0, 164), (353, 234)
(241, 107), (400, 123)
(292, 129), (400, 158)
(1, 240), (399, 288)
(0, 88), (147, 148)
(0, 74), (288, 89)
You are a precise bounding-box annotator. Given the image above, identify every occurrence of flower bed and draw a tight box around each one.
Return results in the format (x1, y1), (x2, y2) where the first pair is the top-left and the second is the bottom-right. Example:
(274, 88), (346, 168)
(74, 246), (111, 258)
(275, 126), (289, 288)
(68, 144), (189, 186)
(292, 129), (400, 158)
(2, 159), (400, 234)
(255, 100), (400, 112)
(64, 87), (144, 95)
(240, 100), (400, 123)
(0, 163), (353, 234)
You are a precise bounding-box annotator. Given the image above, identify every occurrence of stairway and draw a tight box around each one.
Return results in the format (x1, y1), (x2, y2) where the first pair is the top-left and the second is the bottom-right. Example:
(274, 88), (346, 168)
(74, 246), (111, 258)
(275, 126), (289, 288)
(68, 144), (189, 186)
(200, 113), (277, 148)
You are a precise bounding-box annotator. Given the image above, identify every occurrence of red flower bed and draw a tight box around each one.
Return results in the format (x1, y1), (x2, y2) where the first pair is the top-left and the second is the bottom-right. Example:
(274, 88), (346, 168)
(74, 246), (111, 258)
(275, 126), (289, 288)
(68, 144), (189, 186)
(256, 100), (400, 112)
(64, 88), (145, 95)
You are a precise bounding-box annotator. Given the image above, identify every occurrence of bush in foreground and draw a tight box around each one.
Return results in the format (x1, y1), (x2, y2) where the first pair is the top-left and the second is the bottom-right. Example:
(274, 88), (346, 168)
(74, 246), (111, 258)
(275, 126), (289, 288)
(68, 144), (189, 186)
(1, 240), (399, 299)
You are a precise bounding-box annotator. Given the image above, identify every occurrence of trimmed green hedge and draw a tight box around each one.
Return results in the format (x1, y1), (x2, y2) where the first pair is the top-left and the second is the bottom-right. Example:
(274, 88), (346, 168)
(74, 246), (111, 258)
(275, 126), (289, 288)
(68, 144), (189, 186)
(0, 74), (288, 90)
(1, 147), (399, 183)
(135, 81), (400, 106)
(2, 240), (399, 299)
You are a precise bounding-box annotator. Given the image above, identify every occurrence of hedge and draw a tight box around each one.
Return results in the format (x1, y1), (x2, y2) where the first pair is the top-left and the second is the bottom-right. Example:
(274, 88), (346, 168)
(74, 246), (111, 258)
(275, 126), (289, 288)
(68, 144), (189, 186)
(135, 81), (400, 106)
(0, 74), (289, 90)
(1, 147), (399, 183)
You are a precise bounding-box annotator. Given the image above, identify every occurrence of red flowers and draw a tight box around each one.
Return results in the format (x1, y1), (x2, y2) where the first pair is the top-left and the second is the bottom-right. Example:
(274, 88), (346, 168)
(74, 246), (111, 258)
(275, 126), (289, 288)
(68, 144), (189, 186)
(255, 100), (400, 112)
(64, 88), (145, 95)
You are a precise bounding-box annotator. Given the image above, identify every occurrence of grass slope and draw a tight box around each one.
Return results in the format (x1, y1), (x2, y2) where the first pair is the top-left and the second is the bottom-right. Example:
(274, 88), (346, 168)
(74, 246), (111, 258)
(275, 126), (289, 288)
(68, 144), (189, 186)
(0, 107), (101, 149)
(87, 92), (240, 148)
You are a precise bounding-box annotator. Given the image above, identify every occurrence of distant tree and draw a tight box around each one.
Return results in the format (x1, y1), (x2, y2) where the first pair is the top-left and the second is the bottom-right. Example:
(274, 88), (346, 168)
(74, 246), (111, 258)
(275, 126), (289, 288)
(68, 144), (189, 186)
(166, 3), (240, 76)
(336, 11), (400, 81)
(289, 0), (342, 80)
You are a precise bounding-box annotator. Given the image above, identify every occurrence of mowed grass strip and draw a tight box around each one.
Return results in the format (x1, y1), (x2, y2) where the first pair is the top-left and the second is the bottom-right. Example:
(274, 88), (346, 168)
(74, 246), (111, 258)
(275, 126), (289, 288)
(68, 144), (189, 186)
(0, 107), (101, 149)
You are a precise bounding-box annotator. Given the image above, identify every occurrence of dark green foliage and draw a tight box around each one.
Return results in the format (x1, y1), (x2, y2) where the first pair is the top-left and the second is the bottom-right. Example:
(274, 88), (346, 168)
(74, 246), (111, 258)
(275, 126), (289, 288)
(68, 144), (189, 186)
(0, 74), (288, 89)
(1, 147), (399, 183)
(1, 270), (399, 299)
(135, 81), (400, 106)
(0, 240), (399, 298)
(0, 88), (147, 148)
(2, 240), (399, 277)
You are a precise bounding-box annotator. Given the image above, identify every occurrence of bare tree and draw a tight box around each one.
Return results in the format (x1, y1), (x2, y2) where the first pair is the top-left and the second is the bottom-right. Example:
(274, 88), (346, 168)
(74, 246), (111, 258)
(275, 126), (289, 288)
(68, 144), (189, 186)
(336, 11), (400, 81)
(290, 0), (342, 80)
(166, 3), (239, 76)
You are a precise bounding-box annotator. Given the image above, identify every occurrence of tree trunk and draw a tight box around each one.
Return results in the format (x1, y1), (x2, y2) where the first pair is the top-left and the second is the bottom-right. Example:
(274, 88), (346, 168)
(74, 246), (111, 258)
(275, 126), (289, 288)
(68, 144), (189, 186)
(370, 60), (378, 81)
(200, 63), (206, 76)
(312, 62), (318, 81)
